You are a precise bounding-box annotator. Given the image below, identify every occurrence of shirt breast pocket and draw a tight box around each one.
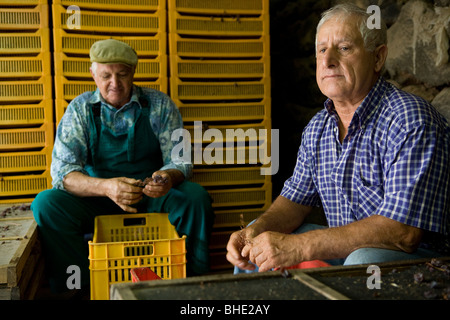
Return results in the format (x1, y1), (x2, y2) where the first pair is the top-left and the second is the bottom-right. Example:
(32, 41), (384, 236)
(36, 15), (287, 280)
(355, 163), (385, 219)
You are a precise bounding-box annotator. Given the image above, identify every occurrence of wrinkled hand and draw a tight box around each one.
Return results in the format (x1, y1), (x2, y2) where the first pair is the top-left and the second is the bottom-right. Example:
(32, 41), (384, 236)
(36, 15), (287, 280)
(142, 171), (172, 198)
(226, 228), (259, 271)
(241, 232), (303, 272)
(104, 177), (144, 213)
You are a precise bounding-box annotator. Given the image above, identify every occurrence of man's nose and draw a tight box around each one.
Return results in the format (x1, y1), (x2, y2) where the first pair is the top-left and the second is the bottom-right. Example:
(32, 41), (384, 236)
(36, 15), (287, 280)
(110, 75), (120, 87)
(323, 49), (339, 68)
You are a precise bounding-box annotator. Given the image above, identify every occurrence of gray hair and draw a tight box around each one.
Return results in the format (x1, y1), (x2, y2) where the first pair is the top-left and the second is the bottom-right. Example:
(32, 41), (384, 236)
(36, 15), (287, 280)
(90, 61), (135, 76)
(315, 3), (387, 53)
(90, 61), (98, 76)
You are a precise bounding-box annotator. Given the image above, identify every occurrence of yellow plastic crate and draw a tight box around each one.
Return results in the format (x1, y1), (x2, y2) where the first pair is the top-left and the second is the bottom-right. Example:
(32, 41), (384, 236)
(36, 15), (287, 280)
(54, 99), (68, 126)
(169, 11), (269, 37)
(169, 0), (268, 15)
(171, 56), (269, 79)
(54, 0), (164, 11)
(212, 205), (269, 228)
(0, 5), (49, 30)
(54, 52), (167, 80)
(89, 213), (186, 300)
(0, 123), (54, 151)
(0, 100), (53, 126)
(208, 184), (271, 209)
(0, 148), (52, 173)
(0, 171), (51, 197)
(53, 29), (166, 57)
(54, 77), (167, 101)
(171, 77), (270, 102)
(192, 144), (269, 166)
(0, 77), (52, 103)
(191, 166), (270, 187)
(0, 29), (50, 55)
(175, 98), (270, 122)
(169, 34), (269, 59)
(52, 4), (165, 34)
(0, 52), (51, 78)
(0, 0), (47, 5)
(184, 121), (270, 144)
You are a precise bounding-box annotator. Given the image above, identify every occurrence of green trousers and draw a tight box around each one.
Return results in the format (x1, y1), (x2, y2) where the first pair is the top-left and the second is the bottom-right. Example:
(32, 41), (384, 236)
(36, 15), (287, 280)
(32, 181), (214, 293)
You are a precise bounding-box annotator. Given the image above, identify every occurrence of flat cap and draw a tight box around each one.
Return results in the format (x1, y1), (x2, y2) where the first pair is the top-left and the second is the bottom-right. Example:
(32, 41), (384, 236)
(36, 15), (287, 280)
(90, 39), (138, 66)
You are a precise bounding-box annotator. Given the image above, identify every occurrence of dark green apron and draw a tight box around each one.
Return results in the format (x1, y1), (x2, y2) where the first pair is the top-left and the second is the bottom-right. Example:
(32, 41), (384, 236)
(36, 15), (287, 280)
(85, 93), (162, 180)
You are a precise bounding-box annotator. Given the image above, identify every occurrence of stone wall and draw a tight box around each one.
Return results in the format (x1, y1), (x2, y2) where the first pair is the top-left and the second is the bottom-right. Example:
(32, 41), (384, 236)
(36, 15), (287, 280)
(270, 0), (450, 196)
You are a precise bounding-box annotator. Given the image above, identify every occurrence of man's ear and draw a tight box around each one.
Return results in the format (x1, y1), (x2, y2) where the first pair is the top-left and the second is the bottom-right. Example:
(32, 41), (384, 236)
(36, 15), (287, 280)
(374, 44), (388, 73)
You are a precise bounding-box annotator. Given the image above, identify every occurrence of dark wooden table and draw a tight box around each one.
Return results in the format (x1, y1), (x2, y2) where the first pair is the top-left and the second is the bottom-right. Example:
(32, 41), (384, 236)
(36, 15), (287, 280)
(110, 256), (450, 300)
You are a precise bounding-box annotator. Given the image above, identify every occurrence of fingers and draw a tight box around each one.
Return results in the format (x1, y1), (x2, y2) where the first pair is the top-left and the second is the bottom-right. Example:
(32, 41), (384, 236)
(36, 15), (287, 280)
(240, 232), (282, 272)
(226, 231), (256, 271)
(142, 172), (172, 198)
(106, 178), (143, 211)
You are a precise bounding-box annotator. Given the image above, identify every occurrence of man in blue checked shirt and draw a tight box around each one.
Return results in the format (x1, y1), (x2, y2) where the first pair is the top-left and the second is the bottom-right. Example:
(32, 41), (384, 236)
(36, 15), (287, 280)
(227, 3), (449, 273)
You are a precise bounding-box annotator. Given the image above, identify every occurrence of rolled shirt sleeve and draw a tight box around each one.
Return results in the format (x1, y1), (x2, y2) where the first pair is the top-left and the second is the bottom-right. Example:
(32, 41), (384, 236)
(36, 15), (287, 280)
(51, 86), (192, 190)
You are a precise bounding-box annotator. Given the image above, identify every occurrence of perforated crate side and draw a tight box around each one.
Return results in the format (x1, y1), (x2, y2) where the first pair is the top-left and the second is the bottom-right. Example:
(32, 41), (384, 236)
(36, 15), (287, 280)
(0, 171), (52, 197)
(89, 213), (186, 300)
(175, 99), (270, 123)
(169, 11), (269, 37)
(0, 29), (50, 55)
(0, 148), (52, 173)
(52, 29), (166, 57)
(0, 123), (54, 151)
(168, 0), (268, 16)
(208, 184), (271, 209)
(54, 0), (164, 11)
(0, 77), (52, 103)
(212, 205), (269, 228)
(184, 120), (270, 144)
(0, 5), (49, 30)
(191, 166), (270, 187)
(171, 56), (269, 80)
(93, 213), (179, 243)
(169, 34), (269, 59)
(192, 144), (269, 166)
(52, 4), (165, 34)
(0, 100), (53, 126)
(171, 77), (270, 102)
(0, 52), (51, 79)
(0, 0), (47, 5)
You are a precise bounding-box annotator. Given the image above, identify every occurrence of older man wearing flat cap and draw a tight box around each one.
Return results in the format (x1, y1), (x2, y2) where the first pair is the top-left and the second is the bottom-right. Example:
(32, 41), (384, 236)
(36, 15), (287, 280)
(32, 39), (214, 295)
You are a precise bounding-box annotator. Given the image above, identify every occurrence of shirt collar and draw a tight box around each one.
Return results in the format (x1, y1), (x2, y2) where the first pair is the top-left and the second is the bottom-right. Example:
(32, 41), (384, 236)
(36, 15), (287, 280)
(324, 76), (387, 129)
(87, 85), (142, 110)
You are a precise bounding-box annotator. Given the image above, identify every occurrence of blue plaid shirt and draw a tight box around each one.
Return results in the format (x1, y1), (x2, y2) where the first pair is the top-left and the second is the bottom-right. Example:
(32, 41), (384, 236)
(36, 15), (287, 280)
(281, 77), (449, 238)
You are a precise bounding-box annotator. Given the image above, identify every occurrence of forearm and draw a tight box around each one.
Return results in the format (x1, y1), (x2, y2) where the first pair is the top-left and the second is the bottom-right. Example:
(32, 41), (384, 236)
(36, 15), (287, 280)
(63, 171), (109, 197)
(63, 171), (145, 212)
(247, 195), (312, 237)
(299, 215), (424, 261)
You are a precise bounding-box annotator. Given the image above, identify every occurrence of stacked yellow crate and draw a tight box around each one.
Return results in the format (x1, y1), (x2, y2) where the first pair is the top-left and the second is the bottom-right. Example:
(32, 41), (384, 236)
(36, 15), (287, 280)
(0, 0), (53, 203)
(51, 0), (168, 124)
(168, 0), (273, 270)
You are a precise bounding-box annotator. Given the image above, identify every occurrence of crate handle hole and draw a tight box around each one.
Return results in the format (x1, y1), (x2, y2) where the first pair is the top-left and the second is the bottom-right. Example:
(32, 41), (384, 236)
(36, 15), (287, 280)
(123, 217), (146, 227)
